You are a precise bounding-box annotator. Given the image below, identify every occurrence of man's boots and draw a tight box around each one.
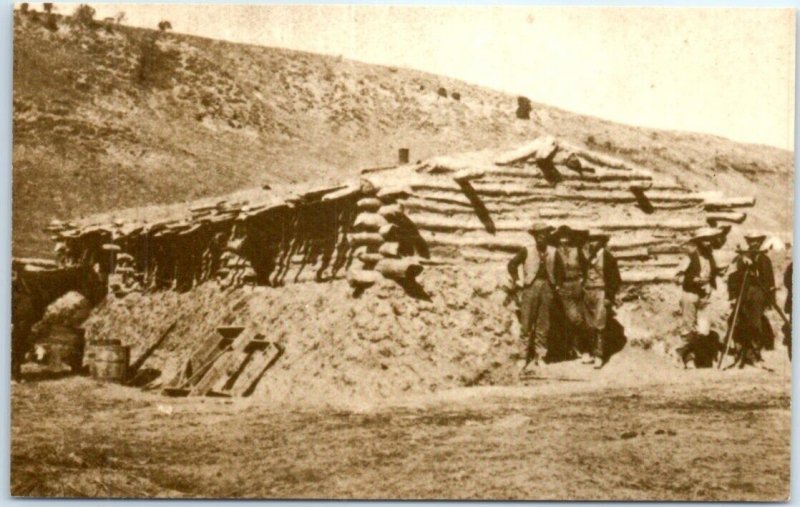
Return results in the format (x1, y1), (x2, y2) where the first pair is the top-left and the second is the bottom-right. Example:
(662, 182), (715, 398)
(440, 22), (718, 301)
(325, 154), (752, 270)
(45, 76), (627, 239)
(676, 332), (696, 368)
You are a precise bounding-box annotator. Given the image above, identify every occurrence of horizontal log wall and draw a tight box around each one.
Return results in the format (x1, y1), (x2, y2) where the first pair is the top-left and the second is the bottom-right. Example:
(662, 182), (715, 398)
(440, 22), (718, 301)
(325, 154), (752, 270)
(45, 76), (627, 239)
(52, 136), (754, 295)
(359, 140), (754, 288)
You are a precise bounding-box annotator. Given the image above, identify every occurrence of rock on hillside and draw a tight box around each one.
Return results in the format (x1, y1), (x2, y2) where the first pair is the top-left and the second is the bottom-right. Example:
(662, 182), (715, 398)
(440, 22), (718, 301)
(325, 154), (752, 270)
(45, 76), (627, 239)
(13, 10), (793, 256)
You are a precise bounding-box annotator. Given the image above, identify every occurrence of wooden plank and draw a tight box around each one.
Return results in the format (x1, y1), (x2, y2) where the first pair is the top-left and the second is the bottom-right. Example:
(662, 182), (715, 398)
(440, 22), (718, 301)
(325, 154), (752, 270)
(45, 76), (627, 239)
(494, 136), (558, 166)
(559, 140), (649, 173)
(706, 211), (747, 224)
(479, 166), (653, 183)
(162, 327), (242, 394)
(410, 181), (551, 196)
(704, 196), (756, 210)
(321, 185), (360, 201)
(230, 342), (283, 397)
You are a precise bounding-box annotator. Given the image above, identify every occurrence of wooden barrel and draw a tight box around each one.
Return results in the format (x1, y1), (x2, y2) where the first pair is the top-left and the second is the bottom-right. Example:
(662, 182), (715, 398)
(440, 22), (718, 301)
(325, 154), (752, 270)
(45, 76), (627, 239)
(89, 340), (129, 383)
(45, 326), (85, 372)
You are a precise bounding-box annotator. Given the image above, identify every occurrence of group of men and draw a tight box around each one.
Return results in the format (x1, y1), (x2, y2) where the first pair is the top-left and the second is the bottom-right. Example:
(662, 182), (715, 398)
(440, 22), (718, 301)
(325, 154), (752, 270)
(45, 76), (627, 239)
(509, 223), (792, 373)
(676, 227), (791, 368)
(507, 223), (622, 372)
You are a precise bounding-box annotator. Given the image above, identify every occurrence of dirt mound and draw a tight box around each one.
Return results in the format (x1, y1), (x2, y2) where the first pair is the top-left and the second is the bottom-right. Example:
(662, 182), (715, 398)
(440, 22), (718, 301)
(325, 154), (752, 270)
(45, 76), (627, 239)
(82, 268), (524, 405)
(83, 254), (792, 406)
(81, 260), (778, 406)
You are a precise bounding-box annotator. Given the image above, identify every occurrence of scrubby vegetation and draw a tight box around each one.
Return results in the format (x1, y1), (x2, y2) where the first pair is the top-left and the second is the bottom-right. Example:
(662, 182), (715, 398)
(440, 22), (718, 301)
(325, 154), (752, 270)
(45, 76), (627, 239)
(12, 9), (793, 257)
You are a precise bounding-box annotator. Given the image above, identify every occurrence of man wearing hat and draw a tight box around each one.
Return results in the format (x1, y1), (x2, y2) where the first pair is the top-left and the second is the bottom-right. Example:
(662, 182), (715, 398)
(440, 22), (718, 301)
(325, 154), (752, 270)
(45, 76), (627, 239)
(783, 259), (792, 360)
(554, 225), (588, 360)
(507, 222), (558, 372)
(581, 230), (622, 368)
(726, 233), (776, 365)
(674, 227), (721, 367)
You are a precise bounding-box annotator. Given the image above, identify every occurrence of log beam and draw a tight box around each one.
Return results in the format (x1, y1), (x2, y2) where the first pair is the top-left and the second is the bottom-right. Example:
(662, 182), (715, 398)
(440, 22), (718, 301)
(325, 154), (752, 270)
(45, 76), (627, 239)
(376, 258), (423, 280)
(347, 268), (381, 288)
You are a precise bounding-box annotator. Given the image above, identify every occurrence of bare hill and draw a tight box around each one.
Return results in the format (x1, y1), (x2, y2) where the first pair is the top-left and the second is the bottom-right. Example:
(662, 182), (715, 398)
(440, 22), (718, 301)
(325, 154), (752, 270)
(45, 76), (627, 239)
(13, 11), (793, 257)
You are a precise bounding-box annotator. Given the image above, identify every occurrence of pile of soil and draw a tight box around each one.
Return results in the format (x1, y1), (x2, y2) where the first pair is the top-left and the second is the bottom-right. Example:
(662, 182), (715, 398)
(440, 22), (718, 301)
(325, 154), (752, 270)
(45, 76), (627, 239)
(82, 259), (790, 406)
(83, 267), (521, 406)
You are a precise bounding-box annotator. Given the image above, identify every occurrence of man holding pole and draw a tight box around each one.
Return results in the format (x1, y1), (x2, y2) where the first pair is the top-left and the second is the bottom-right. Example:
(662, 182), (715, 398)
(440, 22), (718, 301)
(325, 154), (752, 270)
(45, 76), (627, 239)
(725, 234), (776, 366)
(507, 222), (558, 373)
(674, 227), (721, 367)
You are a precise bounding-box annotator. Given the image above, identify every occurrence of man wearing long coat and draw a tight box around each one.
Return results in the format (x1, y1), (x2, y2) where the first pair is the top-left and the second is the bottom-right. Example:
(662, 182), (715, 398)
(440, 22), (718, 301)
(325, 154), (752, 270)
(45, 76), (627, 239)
(727, 234), (776, 365)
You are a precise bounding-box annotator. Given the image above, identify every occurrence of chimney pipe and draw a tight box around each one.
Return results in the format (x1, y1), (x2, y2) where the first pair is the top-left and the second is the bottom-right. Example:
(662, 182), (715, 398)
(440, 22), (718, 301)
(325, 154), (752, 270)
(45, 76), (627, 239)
(398, 148), (409, 165)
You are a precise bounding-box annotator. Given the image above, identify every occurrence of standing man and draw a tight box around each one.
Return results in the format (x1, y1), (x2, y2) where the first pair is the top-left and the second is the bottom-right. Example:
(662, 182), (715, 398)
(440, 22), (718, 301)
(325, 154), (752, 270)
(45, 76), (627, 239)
(784, 259), (792, 360)
(726, 233), (776, 366)
(554, 225), (588, 361)
(582, 231), (622, 368)
(508, 223), (558, 373)
(674, 227), (721, 367)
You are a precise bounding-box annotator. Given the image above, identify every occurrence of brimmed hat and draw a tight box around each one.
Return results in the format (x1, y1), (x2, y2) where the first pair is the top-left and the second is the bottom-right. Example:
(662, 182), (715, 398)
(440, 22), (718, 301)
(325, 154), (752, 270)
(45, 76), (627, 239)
(554, 225), (571, 237)
(690, 227), (721, 243)
(741, 233), (767, 251)
(588, 230), (610, 244)
(527, 222), (553, 236)
(555, 225), (588, 241)
(745, 233), (767, 243)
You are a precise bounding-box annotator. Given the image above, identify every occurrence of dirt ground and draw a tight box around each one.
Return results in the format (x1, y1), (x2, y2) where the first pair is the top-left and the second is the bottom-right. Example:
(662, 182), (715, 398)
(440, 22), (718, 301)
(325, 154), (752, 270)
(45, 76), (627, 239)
(11, 347), (791, 501)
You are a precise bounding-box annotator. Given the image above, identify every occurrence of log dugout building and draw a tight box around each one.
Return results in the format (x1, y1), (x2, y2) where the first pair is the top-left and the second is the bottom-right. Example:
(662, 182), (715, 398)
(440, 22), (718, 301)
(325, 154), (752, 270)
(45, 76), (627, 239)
(48, 135), (754, 295)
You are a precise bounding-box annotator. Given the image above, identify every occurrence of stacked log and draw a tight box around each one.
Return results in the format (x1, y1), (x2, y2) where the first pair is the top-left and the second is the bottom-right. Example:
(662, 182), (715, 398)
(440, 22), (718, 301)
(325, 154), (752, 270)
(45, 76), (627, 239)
(57, 184), (366, 292)
(384, 137), (755, 288)
(50, 135), (755, 296)
(345, 180), (424, 290)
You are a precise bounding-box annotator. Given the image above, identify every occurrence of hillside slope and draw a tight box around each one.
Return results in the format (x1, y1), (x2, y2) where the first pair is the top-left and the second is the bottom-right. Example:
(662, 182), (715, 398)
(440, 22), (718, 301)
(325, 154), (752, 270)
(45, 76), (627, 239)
(12, 11), (793, 257)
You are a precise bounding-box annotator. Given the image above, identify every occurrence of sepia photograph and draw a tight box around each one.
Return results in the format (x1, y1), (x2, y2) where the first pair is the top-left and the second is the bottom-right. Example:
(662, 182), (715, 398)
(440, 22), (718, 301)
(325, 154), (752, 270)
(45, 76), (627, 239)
(8, 2), (795, 500)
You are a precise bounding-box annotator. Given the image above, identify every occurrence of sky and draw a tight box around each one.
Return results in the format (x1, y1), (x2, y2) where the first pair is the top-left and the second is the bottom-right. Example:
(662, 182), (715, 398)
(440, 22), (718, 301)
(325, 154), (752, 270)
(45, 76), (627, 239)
(30, 3), (796, 150)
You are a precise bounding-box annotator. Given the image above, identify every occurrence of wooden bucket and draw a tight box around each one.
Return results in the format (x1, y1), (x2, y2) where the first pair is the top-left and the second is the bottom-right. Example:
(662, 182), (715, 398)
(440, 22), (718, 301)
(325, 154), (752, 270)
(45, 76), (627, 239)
(89, 340), (129, 383)
(45, 325), (85, 371)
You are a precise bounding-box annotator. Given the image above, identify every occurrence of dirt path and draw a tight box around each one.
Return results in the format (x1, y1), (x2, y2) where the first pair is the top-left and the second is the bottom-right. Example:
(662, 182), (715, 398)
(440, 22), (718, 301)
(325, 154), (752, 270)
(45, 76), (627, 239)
(11, 348), (791, 500)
